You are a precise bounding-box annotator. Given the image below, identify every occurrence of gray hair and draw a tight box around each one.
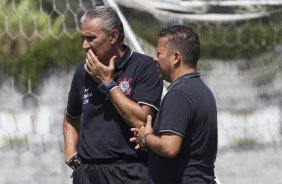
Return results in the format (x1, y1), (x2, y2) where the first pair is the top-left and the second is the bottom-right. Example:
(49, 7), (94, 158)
(80, 6), (125, 45)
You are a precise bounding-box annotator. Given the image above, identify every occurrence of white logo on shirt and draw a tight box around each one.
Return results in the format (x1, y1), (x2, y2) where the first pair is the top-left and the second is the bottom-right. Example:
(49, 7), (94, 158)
(84, 87), (91, 92)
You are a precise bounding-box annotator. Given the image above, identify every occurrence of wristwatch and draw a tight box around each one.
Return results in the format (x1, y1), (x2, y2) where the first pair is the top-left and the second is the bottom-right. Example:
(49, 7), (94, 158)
(97, 81), (117, 95)
(140, 132), (153, 151)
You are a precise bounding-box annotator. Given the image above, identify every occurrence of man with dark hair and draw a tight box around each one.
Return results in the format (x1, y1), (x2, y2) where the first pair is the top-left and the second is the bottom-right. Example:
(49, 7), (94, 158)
(63, 6), (163, 184)
(131, 25), (218, 184)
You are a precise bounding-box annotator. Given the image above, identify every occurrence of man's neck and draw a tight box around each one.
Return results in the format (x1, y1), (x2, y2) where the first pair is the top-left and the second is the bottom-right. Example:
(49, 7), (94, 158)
(171, 67), (196, 83)
(113, 44), (126, 61)
(103, 45), (125, 65)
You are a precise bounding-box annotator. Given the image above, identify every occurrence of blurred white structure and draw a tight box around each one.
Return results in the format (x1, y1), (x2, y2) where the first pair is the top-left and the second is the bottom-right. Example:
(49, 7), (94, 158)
(116, 0), (282, 21)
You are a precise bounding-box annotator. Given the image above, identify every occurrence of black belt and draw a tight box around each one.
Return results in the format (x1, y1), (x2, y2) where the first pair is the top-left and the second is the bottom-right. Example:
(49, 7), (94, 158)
(81, 157), (148, 165)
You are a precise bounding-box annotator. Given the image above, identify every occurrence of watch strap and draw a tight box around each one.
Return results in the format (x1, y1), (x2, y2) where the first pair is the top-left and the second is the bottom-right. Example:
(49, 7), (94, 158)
(97, 81), (117, 95)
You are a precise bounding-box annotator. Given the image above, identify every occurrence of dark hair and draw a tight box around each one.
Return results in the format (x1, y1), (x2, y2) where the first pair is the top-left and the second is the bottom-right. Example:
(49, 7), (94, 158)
(158, 25), (200, 68)
(80, 6), (125, 45)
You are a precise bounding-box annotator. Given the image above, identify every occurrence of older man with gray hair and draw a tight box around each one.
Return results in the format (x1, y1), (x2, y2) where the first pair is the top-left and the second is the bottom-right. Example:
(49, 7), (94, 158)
(63, 6), (163, 184)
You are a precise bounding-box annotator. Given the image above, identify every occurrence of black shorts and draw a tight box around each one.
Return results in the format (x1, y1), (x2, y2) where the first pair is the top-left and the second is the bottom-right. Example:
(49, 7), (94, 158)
(72, 161), (148, 184)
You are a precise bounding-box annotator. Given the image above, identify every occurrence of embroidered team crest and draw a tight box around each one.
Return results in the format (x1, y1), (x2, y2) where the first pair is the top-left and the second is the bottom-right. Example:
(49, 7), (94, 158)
(118, 77), (132, 95)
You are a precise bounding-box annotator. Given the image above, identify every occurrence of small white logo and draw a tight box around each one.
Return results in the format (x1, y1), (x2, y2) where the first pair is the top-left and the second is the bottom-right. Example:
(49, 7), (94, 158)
(83, 93), (92, 99)
(83, 92), (92, 105)
(84, 87), (91, 92)
(83, 98), (89, 104)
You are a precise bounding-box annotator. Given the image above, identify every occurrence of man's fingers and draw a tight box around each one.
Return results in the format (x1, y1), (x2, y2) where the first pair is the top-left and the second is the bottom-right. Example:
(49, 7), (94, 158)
(88, 50), (99, 65)
(130, 128), (139, 132)
(146, 115), (152, 127)
(109, 55), (117, 68)
(135, 144), (141, 150)
(85, 56), (94, 70)
(129, 137), (137, 142)
(84, 62), (89, 71)
(86, 52), (93, 66)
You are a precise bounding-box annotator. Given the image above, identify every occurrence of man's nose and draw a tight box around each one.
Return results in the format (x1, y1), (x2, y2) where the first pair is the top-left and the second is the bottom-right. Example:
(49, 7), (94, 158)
(153, 57), (158, 63)
(82, 39), (90, 49)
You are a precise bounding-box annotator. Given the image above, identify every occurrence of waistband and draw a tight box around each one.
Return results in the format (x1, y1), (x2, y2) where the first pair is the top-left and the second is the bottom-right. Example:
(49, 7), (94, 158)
(81, 157), (148, 165)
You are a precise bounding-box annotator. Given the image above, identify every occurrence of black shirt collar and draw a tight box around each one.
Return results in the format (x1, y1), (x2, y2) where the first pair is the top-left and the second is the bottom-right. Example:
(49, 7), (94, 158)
(168, 72), (201, 90)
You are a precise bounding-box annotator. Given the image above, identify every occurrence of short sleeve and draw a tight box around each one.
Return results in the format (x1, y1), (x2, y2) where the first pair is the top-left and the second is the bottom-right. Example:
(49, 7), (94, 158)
(66, 66), (83, 118)
(157, 90), (194, 136)
(132, 60), (163, 111)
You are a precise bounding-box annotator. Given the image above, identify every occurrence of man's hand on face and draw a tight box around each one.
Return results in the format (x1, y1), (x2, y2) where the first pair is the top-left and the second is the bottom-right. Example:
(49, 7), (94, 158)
(84, 50), (117, 83)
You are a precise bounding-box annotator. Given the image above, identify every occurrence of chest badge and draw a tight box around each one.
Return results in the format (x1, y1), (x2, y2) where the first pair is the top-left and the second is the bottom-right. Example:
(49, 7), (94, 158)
(118, 77), (132, 95)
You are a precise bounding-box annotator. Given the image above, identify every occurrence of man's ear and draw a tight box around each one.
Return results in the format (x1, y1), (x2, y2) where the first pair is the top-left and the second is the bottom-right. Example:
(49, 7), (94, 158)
(172, 52), (181, 67)
(110, 29), (119, 44)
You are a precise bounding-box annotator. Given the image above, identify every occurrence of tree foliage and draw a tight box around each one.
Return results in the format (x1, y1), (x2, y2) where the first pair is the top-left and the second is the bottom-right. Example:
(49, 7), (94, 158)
(0, 0), (84, 93)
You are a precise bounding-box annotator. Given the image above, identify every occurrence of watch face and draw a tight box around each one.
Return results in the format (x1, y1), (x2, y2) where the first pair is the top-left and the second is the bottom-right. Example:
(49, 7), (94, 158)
(98, 81), (116, 95)
(100, 84), (108, 94)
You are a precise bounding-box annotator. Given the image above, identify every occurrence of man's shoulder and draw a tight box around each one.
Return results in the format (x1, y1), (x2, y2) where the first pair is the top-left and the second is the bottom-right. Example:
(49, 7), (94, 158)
(75, 62), (85, 69)
(74, 62), (86, 72)
(131, 52), (153, 64)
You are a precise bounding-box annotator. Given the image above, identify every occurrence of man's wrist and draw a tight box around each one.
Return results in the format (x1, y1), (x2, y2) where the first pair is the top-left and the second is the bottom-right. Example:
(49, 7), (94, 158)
(141, 132), (153, 151)
(97, 81), (117, 95)
(65, 153), (80, 170)
(109, 85), (119, 93)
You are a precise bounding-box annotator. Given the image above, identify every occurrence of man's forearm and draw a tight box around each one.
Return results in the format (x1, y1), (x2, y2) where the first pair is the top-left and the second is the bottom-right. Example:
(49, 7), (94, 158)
(63, 113), (79, 162)
(145, 133), (182, 158)
(109, 87), (154, 128)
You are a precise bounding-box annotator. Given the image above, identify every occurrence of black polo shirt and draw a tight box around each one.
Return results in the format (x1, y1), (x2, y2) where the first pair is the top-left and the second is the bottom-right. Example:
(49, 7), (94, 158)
(66, 45), (163, 160)
(149, 72), (218, 184)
